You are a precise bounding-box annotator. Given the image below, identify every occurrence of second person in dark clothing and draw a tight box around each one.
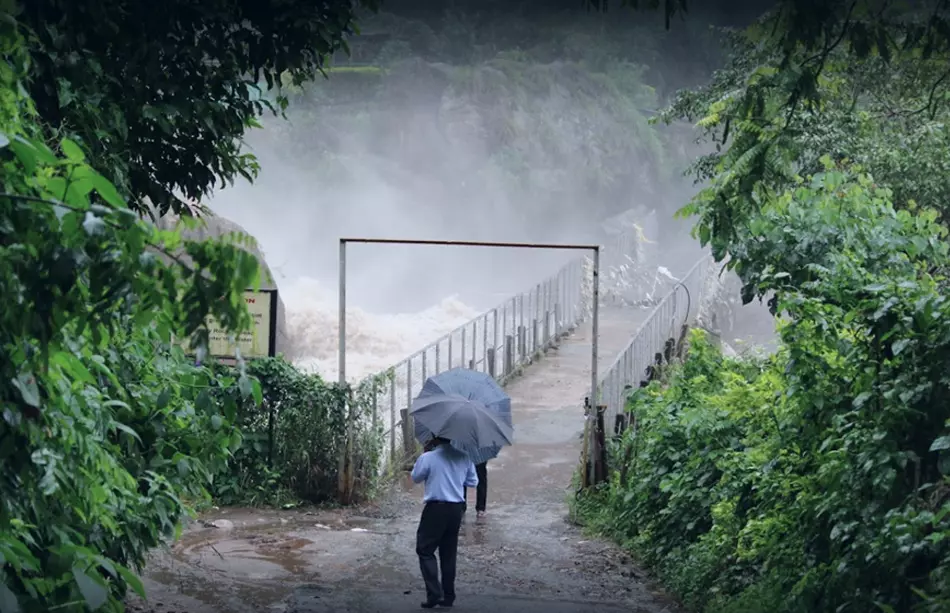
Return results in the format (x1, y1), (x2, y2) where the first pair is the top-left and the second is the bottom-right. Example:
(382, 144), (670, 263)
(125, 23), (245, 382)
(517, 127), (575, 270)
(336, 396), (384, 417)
(464, 461), (489, 518)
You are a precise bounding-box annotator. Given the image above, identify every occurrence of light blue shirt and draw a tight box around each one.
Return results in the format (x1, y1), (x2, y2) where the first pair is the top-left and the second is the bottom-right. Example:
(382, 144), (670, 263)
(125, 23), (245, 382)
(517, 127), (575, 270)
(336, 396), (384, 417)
(411, 444), (478, 503)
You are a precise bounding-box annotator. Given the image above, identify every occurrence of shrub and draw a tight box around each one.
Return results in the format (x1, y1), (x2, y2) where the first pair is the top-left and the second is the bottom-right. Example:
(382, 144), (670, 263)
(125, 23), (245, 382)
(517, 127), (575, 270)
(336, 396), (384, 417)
(210, 358), (383, 507)
(576, 170), (950, 613)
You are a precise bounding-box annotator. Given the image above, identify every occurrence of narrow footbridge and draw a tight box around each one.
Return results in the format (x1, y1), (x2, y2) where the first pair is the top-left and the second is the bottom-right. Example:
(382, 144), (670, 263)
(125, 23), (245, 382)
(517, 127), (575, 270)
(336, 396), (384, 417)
(349, 231), (716, 481)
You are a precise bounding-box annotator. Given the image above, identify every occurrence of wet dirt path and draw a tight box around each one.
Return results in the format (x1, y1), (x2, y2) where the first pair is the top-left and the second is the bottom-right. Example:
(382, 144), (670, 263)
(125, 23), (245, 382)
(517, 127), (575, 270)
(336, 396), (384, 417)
(127, 308), (681, 613)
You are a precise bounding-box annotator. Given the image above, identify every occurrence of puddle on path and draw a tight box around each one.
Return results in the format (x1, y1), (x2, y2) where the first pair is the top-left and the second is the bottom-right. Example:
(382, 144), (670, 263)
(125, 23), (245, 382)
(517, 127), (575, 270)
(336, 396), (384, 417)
(128, 510), (392, 613)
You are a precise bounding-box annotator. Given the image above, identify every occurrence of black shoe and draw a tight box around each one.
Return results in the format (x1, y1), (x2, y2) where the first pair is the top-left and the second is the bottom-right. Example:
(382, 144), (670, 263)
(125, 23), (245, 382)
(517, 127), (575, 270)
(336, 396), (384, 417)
(421, 601), (440, 609)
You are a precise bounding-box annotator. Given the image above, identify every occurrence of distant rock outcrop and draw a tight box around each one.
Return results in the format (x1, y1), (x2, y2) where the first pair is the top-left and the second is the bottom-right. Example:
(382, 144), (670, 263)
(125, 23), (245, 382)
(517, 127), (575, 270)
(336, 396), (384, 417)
(147, 202), (292, 359)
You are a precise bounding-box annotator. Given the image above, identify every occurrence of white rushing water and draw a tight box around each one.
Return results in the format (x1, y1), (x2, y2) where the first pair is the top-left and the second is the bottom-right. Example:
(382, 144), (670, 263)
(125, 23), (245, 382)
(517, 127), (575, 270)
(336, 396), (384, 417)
(280, 276), (481, 383)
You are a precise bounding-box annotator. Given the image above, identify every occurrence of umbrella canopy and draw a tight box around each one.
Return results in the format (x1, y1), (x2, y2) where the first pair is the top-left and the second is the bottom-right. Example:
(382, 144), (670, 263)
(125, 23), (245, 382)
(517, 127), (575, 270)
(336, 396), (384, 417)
(414, 368), (513, 463)
(411, 393), (513, 456)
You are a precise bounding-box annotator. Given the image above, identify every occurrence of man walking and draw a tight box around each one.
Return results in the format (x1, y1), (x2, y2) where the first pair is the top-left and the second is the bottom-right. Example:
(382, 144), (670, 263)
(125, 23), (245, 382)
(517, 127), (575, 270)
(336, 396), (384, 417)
(411, 437), (478, 608)
(463, 461), (489, 519)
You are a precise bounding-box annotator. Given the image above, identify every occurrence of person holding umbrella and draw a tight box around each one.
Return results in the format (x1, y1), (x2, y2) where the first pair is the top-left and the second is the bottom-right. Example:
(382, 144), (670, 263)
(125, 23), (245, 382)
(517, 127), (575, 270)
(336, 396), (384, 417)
(410, 436), (478, 608)
(410, 368), (514, 609)
(414, 367), (512, 521)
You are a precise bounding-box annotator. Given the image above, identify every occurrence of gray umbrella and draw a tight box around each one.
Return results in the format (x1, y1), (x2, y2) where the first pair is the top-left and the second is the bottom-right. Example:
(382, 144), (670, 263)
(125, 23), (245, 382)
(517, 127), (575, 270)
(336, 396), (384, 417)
(410, 393), (514, 452)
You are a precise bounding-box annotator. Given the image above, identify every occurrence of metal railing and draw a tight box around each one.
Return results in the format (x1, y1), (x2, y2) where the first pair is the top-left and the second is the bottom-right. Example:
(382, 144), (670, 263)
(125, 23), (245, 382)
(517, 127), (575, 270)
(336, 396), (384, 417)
(591, 255), (715, 436)
(363, 256), (591, 470)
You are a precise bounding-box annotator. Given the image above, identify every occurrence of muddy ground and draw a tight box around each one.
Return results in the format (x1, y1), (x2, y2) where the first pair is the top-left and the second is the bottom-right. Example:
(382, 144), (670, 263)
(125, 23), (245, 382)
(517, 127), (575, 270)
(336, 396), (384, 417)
(126, 313), (682, 613)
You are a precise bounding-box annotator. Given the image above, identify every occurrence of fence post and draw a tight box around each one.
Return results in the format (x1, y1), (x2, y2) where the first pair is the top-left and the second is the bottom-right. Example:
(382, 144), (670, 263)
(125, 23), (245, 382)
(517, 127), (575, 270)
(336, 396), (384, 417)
(504, 335), (514, 376)
(371, 381), (378, 432)
(581, 396), (592, 489)
(487, 348), (496, 378)
(532, 318), (538, 353)
(267, 401), (276, 469)
(544, 311), (551, 347)
(401, 408), (413, 459)
(594, 405), (608, 484)
(517, 325), (526, 357)
(389, 377), (396, 464)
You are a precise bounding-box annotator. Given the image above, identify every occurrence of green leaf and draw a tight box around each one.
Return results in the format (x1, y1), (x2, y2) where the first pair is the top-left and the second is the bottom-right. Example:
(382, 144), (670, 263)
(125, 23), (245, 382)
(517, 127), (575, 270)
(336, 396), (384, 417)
(72, 566), (108, 610)
(891, 339), (910, 356)
(89, 173), (126, 208)
(60, 138), (86, 161)
(115, 564), (146, 599)
(251, 378), (263, 406)
(12, 372), (40, 408)
(930, 436), (950, 452)
(156, 388), (172, 411)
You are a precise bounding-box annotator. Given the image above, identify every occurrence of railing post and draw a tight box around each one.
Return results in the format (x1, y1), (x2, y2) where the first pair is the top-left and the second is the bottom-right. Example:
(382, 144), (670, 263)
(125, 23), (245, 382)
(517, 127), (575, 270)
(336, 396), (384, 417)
(487, 348), (496, 378)
(371, 380), (378, 431)
(544, 311), (551, 346)
(532, 318), (538, 353)
(492, 308), (499, 372)
(448, 335), (453, 370)
(471, 320), (477, 370)
(504, 335), (514, 376)
(401, 408), (413, 459)
(482, 314), (488, 373)
(389, 377), (396, 464)
(519, 294), (525, 357)
(406, 360), (412, 420)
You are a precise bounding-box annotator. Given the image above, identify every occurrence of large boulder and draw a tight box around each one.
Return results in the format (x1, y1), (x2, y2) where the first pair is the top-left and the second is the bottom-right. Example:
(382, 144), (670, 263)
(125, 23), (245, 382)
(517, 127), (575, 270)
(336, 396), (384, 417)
(148, 202), (292, 359)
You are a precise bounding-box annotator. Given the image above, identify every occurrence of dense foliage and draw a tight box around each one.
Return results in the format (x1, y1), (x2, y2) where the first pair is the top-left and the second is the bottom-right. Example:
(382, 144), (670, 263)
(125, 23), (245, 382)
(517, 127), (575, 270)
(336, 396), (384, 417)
(18, 0), (375, 217)
(211, 358), (382, 507)
(659, 2), (950, 262)
(577, 167), (950, 611)
(0, 20), (264, 613)
(0, 3), (384, 610)
(575, 4), (950, 608)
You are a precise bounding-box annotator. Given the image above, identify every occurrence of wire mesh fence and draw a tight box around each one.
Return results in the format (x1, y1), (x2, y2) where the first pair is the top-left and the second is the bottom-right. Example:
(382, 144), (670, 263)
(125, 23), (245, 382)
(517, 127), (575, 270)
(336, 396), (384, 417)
(583, 255), (717, 480)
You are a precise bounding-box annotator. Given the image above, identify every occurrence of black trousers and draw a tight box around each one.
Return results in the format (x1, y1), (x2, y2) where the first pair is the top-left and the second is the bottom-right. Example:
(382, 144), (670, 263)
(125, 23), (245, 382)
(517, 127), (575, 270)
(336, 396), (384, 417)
(416, 501), (465, 604)
(463, 462), (488, 512)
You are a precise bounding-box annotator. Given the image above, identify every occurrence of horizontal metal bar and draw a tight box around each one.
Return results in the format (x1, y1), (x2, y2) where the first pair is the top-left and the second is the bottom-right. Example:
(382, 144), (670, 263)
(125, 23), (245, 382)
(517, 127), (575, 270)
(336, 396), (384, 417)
(341, 237), (600, 251)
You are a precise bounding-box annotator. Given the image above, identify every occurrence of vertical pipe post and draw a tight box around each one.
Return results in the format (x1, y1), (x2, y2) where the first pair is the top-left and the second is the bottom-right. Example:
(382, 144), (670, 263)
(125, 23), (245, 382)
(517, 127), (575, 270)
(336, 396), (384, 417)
(337, 239), (348, 501)
(338, 239), (346, 386)
(390, 376), (396, 464)
(590, 246), (601, 418)
(492, 308), (499, 378)
(482, 314), (488, 372)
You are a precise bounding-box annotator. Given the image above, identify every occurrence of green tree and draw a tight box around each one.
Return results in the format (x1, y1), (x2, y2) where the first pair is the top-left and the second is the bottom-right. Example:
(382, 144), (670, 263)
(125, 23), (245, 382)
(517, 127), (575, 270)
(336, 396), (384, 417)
(656, 2), (950, 280)
(18, 0), (377, 217)
(0, 13), (266, 611)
